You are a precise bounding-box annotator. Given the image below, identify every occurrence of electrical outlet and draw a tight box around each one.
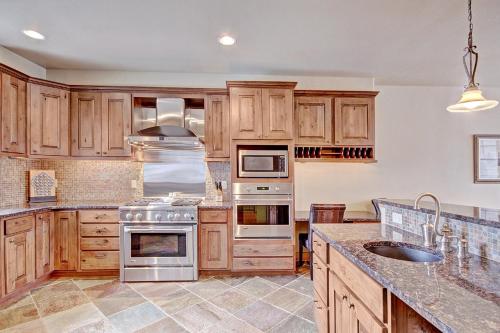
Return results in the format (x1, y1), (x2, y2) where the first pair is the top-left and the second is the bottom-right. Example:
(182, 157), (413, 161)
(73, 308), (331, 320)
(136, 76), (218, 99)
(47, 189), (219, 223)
(392, 212), (403, 224)
(221, 181), (227, 189)
(130, 180), (137, 189)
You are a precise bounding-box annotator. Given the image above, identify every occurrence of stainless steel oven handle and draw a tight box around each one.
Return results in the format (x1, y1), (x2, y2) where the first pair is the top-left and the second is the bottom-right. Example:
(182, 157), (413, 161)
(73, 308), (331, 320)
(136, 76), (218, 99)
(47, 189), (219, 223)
(124, 226), (193, 233)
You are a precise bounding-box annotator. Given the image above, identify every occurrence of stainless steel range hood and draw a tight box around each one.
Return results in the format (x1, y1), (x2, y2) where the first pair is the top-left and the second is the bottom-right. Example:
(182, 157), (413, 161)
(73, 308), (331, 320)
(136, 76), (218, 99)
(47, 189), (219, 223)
(128, 98), (204, 150)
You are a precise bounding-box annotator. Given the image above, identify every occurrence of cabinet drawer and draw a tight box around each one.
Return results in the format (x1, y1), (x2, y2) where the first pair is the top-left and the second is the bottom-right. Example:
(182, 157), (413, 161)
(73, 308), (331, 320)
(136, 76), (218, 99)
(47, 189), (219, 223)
(313, 288), (329, 333)
(313, 253), (328, 305)
(80, 237), (119, 251)
(312, 233), (328, 264)
(330, 246), (387, 323)
(233, 241), (293, 257)
(232, 257), (294, 271)
(80, 224), (119, 237)
(5, 215), (34, 235)
(80, 251), (119, 270)
(79, 210), (119, 223)
(199, 210), (228, 223)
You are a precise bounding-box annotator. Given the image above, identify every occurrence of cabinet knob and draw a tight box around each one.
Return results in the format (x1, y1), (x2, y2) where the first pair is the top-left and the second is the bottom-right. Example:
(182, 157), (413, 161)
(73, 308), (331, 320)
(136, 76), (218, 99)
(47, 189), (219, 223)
(342, 295), (348, 301)
(349, 303), (355, 309)
(103, 152), (107, 155)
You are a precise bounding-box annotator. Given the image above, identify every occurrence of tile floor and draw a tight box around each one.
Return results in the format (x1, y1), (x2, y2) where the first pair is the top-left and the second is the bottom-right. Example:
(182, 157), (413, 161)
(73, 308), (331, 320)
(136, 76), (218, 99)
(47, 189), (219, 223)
(0, 273), (316, 333)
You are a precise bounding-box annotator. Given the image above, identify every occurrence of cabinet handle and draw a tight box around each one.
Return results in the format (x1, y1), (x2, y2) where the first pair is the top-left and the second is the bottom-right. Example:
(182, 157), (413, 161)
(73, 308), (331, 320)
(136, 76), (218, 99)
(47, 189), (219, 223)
(313, 263), (321, 270)
(95, 214), (108, 219)
(95, 253), (106, 259)
(9, 239), (15, 243)
(349, 303), (355, 309)
(96, 152), (101, 154)
(96, 228), (108, 233)
(316, 306), (323, 310)
(342, 295), (348, 301)
(103, 152), (107, 155)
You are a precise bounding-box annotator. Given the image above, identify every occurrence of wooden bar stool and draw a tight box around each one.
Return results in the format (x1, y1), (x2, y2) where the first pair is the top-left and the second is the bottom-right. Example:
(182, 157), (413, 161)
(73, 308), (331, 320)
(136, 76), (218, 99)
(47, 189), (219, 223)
(301, 204), (346, 279)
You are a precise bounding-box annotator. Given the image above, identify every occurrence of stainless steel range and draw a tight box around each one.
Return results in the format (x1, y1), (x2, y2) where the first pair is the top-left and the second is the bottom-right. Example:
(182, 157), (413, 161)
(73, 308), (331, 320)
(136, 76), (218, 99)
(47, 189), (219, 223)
(119, 197), (201, 282)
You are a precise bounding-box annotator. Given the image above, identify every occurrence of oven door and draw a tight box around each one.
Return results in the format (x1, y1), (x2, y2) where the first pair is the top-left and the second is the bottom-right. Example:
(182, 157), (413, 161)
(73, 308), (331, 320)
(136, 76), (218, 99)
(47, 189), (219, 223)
(123, 225), (194, 267)
(238, 150), (288, 178)
(233, 195), (292, 239)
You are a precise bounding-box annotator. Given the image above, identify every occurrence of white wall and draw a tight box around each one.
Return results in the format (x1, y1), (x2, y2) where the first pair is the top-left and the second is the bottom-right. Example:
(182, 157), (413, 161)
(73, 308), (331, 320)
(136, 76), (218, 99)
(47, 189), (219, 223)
(46, 69), (374, 91)
(295, 85), (500, 211)
(0, 46), (46, 78)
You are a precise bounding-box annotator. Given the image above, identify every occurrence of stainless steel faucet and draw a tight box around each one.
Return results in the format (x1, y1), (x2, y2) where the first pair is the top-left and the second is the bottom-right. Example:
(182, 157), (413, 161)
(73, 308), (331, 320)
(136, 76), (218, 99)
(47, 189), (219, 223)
(414, 193), (442, 248)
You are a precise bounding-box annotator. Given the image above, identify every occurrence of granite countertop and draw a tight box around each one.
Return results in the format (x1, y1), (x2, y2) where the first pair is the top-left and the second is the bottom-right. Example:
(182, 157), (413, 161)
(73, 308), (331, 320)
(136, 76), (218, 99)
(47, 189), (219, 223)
(374, 198), (500, 228)
(312, 223), (500, 333)
(198, 200), (232, 209)
(295, 210), (379, 222)
(0, 201), (125, 219)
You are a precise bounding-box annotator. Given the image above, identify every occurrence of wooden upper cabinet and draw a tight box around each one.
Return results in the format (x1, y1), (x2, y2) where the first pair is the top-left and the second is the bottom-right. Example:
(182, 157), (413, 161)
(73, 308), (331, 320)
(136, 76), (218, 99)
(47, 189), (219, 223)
(295, 96), (332, 145)
(29, 83), (69, 156)
(262, 88), (293, 139)
(54, 211), (78, 271)
(1, 73), (27, 154)
(71, 92), (102, 157)
(101, 93), (132, 157)
(206, 95), (230, 158)
(334, 97), (374, 146)
(35, 212), (54, 278)
(230, 87), (262, 139)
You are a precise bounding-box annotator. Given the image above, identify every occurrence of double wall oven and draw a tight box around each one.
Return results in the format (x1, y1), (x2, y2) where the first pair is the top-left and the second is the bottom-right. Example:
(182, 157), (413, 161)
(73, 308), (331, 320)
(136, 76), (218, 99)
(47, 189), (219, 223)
(233, 183), (293, 239)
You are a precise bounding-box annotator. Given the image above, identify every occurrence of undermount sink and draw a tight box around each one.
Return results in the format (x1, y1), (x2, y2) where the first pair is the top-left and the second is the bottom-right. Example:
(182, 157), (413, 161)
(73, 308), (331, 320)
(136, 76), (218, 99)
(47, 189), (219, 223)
(363, 241), (443, 263)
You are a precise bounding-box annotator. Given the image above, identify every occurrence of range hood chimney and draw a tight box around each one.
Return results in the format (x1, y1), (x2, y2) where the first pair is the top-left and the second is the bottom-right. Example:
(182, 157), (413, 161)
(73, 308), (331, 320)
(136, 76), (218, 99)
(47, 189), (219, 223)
(128, 98), (204, 150)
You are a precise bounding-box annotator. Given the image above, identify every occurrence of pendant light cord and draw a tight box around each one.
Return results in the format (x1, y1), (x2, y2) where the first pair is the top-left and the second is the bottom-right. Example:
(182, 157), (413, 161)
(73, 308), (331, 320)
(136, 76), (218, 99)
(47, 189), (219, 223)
(467, 0), (474, 49)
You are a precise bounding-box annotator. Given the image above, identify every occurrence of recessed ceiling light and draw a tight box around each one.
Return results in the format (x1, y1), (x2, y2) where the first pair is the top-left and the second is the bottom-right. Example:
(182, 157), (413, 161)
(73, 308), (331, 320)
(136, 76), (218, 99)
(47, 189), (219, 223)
(218, 35), (235, 46)
(23, 30), (45, 40)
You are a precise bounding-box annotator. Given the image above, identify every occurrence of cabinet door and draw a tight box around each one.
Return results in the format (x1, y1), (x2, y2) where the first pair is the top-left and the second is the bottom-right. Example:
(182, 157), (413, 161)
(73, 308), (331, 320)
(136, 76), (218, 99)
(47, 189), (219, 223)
(262, 88), (293, 139)
(200, 223), (228, 270)
(54, 211), (78, 271)
(206, 95), (230, 158)
(101, 93), (131, 157)
(29, 84), (69, 156)
(334, 97), (374, 146)
(71, 92), (102, 157)
(295, 97), (332, 145)
(5, 229), (35, 294)
(1, 73), (27, 154)
(35, 212), (55, 278)
(230, 87), (262, 139)
(349, 291), (386, 333)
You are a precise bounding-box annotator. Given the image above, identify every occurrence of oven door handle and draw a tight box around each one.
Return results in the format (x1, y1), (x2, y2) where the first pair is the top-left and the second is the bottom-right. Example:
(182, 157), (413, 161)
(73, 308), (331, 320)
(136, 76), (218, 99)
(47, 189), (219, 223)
(124, 226), (193, 234)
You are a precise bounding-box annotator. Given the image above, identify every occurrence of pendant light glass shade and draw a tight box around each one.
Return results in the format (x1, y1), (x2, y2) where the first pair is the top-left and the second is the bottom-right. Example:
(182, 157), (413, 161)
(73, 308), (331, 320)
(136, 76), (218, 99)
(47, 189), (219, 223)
(447, 0), (498, 112)
(447, 87), (499, 112)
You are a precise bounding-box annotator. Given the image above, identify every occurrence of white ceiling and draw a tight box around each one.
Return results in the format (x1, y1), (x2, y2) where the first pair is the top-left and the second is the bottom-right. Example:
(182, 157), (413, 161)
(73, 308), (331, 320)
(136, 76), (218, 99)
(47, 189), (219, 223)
(0, 0), (499, 86)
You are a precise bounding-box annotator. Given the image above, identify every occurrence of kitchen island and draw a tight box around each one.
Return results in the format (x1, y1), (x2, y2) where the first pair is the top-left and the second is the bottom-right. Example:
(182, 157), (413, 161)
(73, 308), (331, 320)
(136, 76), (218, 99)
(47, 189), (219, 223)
(312, 222), (500, 333)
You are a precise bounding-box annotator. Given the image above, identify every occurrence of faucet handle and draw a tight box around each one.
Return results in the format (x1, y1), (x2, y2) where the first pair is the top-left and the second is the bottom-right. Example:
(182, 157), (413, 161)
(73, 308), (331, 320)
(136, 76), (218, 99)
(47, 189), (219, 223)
(457, 237), (469, 259)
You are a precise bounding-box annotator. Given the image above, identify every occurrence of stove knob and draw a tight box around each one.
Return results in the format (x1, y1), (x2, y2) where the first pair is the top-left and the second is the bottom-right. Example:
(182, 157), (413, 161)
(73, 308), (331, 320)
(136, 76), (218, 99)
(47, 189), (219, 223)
(125, 213), (133, 221)
(275, 186), (280, 191)
(155, 214), (162, 221)
(135, 213), (143, 221)
(174, 213), (181, 219)
(184, 213), (191, 220)
(167, 213), (174, 220)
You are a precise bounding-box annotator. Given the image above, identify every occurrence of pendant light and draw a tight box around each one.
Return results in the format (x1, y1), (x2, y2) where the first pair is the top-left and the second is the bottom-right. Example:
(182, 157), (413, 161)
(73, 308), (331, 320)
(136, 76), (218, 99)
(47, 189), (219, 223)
(447, 0), (498, 112)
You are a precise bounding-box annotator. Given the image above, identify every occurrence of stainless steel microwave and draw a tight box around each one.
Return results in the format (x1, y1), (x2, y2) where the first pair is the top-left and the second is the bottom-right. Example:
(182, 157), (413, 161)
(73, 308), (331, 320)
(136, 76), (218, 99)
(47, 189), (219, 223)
(238, 149), (288, 178)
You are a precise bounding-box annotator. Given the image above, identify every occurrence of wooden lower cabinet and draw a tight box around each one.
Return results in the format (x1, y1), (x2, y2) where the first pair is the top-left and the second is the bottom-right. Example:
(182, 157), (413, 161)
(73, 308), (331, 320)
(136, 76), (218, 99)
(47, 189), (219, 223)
(199, 223), (228, 270)
(311, 232), (440, 333)
(5, 228), (35, 294)
(54, 211), (78, 271)
(199, 208), (230, 271)
(79, 209), (120, 271)
(35, 212), (54, 278)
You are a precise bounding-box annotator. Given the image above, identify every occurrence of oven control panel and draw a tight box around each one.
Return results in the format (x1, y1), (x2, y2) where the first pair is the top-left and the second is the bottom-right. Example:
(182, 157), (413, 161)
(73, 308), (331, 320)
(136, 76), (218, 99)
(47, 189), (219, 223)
(233, 182), (293, 195)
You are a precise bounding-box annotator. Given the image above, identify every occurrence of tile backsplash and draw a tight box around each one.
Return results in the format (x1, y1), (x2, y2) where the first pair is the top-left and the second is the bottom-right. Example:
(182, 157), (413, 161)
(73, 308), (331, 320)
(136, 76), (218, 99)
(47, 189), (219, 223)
(0, 157), (143, 206)
(379, 202), (500, 262)
(1, 157), (230, 207)
(205, 162), (231, 201)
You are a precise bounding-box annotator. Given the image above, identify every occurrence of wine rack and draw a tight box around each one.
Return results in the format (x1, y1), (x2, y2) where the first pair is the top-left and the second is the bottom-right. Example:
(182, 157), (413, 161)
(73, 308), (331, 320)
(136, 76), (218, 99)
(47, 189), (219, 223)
(294, 146), (375, 162)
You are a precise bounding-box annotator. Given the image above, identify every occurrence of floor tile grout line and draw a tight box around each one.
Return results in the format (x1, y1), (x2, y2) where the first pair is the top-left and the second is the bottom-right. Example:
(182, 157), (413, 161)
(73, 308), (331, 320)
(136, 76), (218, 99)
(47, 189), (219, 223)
(192, 276), (312, 332)
(174, 278), (267, 333)
(127, 282), (194, 333)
